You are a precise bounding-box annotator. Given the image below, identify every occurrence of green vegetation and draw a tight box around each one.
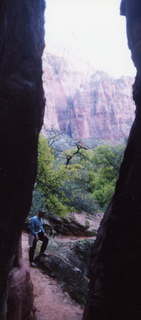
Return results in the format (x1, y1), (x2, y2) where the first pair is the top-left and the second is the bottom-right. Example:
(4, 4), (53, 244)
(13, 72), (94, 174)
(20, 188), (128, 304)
(30, 135), (125, 216)
(88, 145), (124, 209)
(33, 135), (70, 216)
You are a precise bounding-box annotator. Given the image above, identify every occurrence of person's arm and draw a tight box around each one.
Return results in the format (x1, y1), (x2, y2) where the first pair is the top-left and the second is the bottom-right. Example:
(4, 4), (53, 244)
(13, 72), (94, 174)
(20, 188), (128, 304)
(40, 219), (45, 234)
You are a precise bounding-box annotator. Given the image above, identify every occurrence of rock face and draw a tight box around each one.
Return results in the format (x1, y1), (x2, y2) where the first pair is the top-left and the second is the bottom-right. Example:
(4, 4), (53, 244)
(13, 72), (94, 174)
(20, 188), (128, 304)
(46, 214), (97, 237)
(0, 1), (45, 319)
(43, 53), (135, 145)
(7, 257), (35, 320)
(36, 238), (94, 305)
(83, 1), (141, 319)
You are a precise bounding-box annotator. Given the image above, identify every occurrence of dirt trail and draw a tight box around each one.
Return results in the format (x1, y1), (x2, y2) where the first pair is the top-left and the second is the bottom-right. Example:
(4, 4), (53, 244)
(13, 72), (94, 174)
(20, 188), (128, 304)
(22, 233), (83, 320)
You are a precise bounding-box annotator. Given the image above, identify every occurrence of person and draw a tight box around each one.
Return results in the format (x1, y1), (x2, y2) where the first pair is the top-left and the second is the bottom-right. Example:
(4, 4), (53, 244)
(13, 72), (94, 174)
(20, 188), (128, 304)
(28, 211), (48, 267)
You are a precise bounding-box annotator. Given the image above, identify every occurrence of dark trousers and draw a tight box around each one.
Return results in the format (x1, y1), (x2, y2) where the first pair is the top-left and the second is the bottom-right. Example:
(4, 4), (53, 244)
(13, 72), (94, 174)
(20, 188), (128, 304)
(29, 232), (48, 263)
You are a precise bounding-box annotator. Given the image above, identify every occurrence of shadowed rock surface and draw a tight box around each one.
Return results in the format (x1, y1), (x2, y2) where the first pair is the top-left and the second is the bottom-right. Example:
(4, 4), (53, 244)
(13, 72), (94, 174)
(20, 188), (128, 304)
(0, 1), (45, 319)
(7, 256), (35, 320)
(36, 238), (94, 305)
(22, 233), (83, 320)
(46, 214), (97, 237)
(83, 1), (141, 319)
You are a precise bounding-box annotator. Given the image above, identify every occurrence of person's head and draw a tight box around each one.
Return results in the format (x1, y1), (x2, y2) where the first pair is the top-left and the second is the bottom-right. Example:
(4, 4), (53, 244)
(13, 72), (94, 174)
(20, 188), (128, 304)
(38, 211), (46, 218)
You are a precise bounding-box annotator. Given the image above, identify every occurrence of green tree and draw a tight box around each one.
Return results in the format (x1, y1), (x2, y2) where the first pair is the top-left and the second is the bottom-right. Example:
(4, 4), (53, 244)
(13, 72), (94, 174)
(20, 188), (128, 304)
(31, 136), (124, 216)
(34, 135), (70, 216)
(89, 145), (124, 209)
(60, 146), (98, 214)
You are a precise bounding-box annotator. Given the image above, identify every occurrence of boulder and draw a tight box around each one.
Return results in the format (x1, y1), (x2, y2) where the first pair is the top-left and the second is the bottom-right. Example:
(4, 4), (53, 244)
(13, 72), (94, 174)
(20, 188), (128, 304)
(46, 214), (97, 237)
(7, 262), (36, 320)
(36, 238), (95, 305)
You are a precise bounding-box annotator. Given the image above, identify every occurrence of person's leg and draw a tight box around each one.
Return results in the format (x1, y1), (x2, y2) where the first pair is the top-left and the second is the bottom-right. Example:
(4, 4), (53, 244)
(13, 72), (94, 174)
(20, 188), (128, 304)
(29, 237), (37, 263)
(38, 232), (48, 254)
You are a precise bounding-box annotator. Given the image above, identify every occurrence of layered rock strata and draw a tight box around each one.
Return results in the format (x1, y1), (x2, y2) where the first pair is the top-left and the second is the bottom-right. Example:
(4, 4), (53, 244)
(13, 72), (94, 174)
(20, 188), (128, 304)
(0, 1), (45, 319)
(43, 53), (135, 144)
(83, 1), (141, 319)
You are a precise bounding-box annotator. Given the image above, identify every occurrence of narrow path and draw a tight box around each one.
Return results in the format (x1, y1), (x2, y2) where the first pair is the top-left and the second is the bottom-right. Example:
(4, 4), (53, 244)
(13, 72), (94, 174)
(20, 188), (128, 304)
(22, 233), (83, 320)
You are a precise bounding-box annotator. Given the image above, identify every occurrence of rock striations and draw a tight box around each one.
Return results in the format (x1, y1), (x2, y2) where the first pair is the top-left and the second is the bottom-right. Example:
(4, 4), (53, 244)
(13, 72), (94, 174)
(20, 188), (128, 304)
(43, 53), (135, 145)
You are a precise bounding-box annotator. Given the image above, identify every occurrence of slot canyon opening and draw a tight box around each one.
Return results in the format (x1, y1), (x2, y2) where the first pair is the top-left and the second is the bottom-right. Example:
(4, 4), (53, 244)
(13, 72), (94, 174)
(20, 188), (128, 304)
(0, 1), (141, 320)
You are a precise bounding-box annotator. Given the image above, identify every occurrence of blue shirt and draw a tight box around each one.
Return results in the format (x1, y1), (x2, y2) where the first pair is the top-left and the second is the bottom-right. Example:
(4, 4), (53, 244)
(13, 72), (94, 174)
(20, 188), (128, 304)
(28, 215), (45, 236)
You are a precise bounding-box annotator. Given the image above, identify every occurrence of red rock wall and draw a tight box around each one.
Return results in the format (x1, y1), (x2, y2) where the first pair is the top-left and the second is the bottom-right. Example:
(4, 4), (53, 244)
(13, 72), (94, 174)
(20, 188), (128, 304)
(43, 54), (135, 144)
(7, 261), (35, 320)
(83, 1), (141, 319)
(0, 0), (45, 319)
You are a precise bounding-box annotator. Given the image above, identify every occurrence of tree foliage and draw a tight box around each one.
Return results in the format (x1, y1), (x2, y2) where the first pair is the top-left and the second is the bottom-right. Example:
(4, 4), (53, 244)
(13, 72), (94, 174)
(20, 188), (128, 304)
(34, 135), (70, 216)
(89, 145), (124, 209)
(31, 135), (125, 216)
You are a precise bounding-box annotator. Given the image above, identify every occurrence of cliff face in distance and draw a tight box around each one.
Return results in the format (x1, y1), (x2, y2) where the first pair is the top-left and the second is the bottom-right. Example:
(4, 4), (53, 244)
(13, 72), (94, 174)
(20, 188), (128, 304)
(43, 52), (135, 146)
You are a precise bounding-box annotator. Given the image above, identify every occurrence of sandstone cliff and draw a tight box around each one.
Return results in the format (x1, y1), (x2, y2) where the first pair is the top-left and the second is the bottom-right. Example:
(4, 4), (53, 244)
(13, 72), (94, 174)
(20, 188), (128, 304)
(43, 53), (135, 145)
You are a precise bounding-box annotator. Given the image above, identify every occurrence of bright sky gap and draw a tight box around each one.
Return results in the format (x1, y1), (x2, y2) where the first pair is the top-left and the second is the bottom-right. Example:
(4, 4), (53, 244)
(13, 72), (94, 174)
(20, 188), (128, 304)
(45, 0), (136, 77)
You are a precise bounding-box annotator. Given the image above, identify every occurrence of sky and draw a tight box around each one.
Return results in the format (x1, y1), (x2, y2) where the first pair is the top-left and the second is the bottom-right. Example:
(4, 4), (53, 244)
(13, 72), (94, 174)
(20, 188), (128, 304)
(45, 0), (136, 77)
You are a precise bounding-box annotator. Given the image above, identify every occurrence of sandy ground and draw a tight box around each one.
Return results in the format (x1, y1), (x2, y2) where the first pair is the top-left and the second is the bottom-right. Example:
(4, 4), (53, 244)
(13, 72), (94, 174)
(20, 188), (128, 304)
(22, 233), (83, 320)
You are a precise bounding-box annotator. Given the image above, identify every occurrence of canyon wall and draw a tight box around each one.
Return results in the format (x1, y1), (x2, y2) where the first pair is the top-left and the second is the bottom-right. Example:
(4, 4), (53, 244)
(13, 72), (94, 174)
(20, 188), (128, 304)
(43, 53), (135, 145)
(0, 1), (45, 319)
(83, 1), (141, 319)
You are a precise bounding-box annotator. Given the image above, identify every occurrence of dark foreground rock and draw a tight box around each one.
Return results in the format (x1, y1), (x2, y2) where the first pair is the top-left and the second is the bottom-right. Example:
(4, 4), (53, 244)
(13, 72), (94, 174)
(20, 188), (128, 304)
(36, 238), (95, 305)
(0, 1), (45, 318)
(84, 2), (141, 320)
(7, 260), (35, 320)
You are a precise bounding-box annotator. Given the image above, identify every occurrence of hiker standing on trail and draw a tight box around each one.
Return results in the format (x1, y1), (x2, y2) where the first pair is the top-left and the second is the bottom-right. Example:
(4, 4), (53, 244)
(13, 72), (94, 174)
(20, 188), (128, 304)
(28, 211), (48, 267)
